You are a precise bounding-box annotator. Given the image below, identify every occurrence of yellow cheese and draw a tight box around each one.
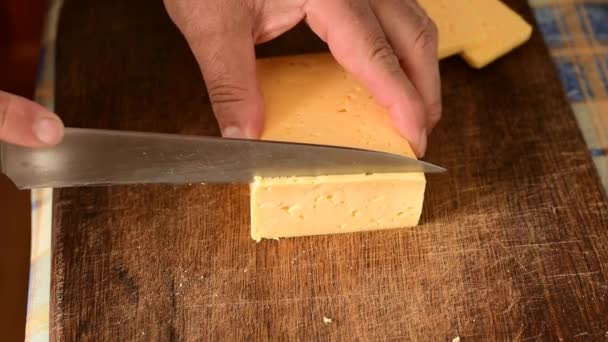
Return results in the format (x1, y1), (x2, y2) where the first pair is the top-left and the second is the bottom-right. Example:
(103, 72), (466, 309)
(251, 53), (426, 241)
(460, 0), (533, 68)
(418, 0), (487, 59)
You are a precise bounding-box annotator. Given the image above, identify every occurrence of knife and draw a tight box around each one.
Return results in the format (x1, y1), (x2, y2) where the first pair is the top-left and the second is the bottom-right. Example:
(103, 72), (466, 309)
(0, 128), (445, 189)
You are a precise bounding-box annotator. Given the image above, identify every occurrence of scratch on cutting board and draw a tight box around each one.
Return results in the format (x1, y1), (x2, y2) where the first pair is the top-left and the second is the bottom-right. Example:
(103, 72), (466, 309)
(481, 226), (539, 282)
(541, 271), (600, 280)
(502, 301), (516, 315)
(473, 255), (513, 273)
(184, 290), (416, 311)
(514, 325), (524, 340)
(522, 332), (543, 341)
(193, 248), (486, 275)
(507, 240), (581, 248)
(522, 321), (546, 341)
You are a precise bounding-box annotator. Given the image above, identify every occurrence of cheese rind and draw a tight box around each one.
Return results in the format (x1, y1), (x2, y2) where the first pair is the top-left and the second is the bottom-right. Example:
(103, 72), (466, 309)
(251, 53), (426, 241)
(460, 0), (533, 68)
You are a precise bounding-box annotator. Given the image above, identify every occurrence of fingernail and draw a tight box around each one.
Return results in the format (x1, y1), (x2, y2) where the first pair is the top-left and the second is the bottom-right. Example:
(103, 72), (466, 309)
(418, 129), (427, 158)
(33, 116), (64, 145)
(222, 126), (244, 139)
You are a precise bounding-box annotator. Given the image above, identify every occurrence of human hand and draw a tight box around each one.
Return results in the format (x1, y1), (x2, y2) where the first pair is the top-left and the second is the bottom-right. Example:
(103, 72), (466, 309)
(0, 90), (64, 147)
(164, 0), (440, 157)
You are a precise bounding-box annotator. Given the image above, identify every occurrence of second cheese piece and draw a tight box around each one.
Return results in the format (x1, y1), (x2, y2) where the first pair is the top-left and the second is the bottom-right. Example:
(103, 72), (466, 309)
(461, 0), (533, 68)
(418, 0), (486, 59)
(250, 53), (426, 241)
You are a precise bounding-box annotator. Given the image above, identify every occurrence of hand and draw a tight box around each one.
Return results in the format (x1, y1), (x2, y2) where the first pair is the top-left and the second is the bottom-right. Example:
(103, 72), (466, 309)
(0, 90), (64, 147)
(164, 0), (441, 157)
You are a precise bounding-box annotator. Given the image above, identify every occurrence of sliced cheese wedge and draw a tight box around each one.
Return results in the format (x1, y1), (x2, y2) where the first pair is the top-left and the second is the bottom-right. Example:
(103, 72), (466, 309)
(250, 53), (426, 241)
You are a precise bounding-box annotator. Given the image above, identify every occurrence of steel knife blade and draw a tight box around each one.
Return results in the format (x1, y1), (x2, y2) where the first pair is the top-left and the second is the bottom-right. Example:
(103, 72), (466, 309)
(0, 127), (445, 189)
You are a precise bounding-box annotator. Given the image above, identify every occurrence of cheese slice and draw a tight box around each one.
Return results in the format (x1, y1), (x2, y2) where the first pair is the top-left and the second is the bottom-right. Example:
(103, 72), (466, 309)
(460, 0), (533, 68)
(250, 53), (425, 241)
(418, 0), (487, 59)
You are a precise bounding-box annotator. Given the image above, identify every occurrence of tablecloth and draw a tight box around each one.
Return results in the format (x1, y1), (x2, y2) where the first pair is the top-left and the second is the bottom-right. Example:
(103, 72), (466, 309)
(23, 0), (608, 340)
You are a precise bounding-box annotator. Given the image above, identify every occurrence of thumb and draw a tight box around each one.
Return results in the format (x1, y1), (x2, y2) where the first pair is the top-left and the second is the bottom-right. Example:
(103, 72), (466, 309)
(171, 6), (263, 139)
(0, 90), (64, 147)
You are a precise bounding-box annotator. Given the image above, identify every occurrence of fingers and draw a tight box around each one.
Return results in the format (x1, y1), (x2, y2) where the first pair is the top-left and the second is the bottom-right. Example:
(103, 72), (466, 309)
(164, 0), (264, 139)
(0, 90), (64, 147)
(305, 0), (428, 157)
(252, 1), (307, 44)
(370, 0), (442, 132)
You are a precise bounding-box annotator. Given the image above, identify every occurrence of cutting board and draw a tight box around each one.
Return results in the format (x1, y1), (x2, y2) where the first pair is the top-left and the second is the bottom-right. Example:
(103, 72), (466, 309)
(51, 0), (608, 340)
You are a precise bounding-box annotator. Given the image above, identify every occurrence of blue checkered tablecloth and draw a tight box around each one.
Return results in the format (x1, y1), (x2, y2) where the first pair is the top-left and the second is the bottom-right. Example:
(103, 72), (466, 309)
(530, 0), (608, 189)
(24, 1), (608, 340)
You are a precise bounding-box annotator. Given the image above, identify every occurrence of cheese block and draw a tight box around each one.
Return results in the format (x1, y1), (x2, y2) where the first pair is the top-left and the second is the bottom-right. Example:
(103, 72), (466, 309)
(460, 0), (533, 68)
(418, 0), (487, 59)
(250, 53), (426, 241)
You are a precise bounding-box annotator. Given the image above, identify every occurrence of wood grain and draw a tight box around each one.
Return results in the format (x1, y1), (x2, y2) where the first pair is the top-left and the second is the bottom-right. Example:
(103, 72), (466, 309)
(52, 0), (608, 340)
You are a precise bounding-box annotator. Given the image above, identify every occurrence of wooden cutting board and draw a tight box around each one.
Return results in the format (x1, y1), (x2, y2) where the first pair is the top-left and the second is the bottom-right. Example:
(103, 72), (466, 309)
(51, 0), (608, 340)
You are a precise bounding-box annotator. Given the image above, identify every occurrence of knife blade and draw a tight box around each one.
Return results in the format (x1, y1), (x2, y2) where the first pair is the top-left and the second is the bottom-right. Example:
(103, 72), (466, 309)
(0, 127), (445, 189)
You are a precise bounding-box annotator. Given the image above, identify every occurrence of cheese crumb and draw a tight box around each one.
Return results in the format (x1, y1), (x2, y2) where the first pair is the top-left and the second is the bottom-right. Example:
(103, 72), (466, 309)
(323, 316), (332, 324)
(452, 336), (461, 342)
